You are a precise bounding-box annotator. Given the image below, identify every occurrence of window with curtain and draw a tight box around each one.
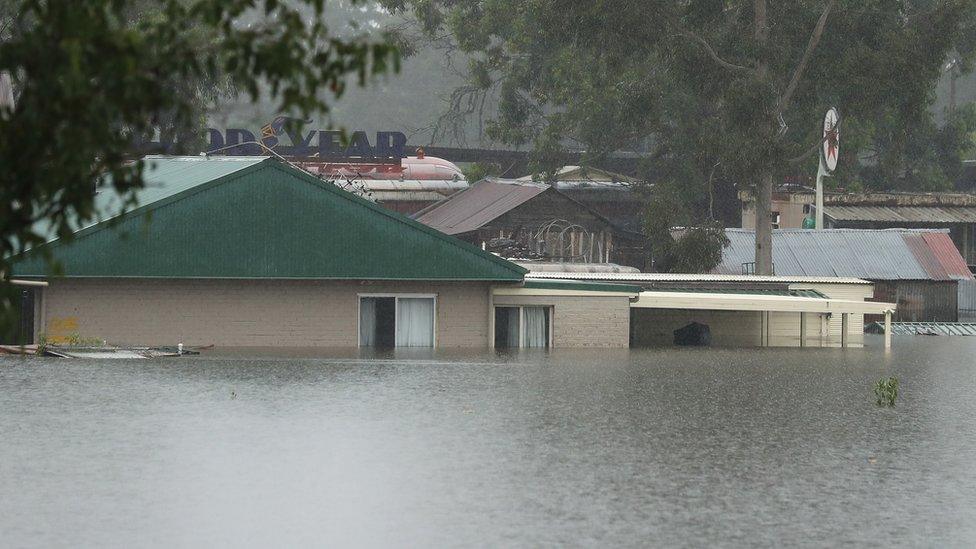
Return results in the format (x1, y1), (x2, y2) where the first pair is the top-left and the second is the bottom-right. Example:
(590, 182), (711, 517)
(522, 306), (550, 348)
(359, 297), (377, 346)
(395, 297), (435, 347)
(494, 306), (550, 348)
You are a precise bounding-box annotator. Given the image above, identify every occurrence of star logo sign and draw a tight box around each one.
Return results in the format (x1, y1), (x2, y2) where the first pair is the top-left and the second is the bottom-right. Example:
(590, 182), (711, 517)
(825, 124), (839, 162)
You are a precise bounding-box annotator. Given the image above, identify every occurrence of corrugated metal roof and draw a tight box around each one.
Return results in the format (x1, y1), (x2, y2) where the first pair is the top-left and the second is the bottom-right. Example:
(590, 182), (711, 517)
(826, 205), (976, 223)
(642, 287), (828, 298)
(31, 156), (266, 241)
(525, 271), (872, 284)
(716, 229), (974, 281)
(12, 157), (526, 281)
(921, 232), (974, 278)
(413, 179), (549, 235)
(866, 322), (976, 335)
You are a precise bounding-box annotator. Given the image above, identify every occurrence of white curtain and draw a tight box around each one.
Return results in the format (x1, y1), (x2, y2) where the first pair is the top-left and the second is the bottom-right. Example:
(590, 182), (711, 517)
(359, 297), (377, 346)
(396, 298), (435, 347)
(523, 306), (549, 348)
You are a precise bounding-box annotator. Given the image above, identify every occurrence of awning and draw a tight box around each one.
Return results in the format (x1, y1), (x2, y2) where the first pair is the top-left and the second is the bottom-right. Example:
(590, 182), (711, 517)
(633, 290), (895, 315)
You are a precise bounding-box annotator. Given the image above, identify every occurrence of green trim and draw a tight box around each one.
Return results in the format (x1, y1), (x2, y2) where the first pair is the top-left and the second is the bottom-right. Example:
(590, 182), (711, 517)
(521, 279), (642, 293)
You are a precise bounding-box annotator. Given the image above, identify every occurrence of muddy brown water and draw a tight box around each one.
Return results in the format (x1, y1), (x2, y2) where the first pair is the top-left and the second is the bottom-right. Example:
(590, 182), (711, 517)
(1, 336), (975, 547)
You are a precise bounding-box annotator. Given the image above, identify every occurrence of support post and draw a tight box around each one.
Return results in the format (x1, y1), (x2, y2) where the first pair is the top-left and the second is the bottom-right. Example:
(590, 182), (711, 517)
(821, 314), (828, 347)
(815, 157), (826, 229)
(488, 287), (495, 348)
(799, 312), (806, 347)
(884, 310), (892, 351)
(841, 313), (849, 348)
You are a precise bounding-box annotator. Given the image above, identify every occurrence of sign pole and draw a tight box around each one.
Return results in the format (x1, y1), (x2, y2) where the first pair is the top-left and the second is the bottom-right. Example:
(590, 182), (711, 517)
(815, 156), (826, 229)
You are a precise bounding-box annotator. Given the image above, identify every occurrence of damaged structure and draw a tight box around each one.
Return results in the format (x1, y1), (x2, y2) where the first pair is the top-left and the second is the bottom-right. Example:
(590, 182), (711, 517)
(413, 178), (646, 269)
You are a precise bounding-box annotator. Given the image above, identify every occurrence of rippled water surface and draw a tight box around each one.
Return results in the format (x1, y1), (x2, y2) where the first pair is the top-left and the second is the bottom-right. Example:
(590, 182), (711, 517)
(2, 336), (975, 547)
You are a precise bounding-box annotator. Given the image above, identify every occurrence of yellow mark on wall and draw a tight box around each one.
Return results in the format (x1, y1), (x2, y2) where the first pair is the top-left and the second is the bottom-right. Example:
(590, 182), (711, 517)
(46, 317), (79, 343)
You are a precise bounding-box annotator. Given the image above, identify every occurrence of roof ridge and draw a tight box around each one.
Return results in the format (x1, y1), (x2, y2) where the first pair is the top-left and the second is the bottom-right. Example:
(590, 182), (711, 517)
(265, 162), (527, 277)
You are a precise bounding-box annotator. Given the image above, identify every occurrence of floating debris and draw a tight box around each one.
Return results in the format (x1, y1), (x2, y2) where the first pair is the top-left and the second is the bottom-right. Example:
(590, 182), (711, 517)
(0, 344), (209, 359)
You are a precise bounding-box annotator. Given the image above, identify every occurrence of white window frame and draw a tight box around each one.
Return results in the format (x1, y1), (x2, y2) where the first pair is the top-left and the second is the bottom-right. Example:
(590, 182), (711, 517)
(494, 305), (553, 348)
(357, 293), (438, 348)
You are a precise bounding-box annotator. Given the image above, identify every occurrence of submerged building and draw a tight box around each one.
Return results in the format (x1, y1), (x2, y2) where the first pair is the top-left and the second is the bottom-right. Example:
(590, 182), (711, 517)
(7, 157), (896, 350)
(9, 156), (637, 349)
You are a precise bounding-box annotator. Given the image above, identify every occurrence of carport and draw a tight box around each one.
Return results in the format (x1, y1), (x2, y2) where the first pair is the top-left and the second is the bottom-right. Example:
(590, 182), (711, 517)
(632, 290), (897, 349)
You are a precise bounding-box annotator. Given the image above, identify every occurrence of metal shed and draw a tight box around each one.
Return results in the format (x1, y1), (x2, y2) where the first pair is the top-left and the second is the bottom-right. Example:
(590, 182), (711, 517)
(716, 229), (974, 322)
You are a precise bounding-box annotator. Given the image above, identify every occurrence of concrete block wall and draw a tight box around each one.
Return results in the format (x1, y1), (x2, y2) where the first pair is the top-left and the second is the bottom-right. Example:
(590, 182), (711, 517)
(631, 309), (763, 347)
(37, 278), (492, 348)
(491, 294), (631, 347)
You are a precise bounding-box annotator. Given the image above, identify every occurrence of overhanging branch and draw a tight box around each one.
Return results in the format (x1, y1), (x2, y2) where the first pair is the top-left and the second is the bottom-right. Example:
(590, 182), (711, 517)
(786, 132), (829, 165)
(777, 0), (837, 115)
(679, 30), (755, 74)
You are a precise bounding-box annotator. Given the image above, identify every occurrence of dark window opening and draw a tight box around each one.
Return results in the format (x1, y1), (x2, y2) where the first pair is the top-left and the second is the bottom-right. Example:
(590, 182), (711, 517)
(360, 297), (396, 348)
(494, 307), (520, 348)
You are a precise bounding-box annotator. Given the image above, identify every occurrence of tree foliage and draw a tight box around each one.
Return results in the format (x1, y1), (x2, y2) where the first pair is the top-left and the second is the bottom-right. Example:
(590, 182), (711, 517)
(386, 0), (976, 273)
(0, 0), (398, 275)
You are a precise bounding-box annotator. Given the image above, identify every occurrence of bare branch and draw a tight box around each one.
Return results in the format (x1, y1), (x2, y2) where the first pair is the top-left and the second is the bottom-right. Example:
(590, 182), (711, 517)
(679, 30), (754, 74)
(778, 0), (837, 115)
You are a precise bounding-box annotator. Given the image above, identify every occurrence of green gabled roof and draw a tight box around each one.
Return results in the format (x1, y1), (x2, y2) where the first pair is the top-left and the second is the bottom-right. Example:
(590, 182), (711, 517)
(12, 156), (527, 281)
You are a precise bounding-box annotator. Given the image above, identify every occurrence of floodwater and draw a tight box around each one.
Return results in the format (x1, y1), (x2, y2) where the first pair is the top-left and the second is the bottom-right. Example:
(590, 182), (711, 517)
(1, 337), (975, 548)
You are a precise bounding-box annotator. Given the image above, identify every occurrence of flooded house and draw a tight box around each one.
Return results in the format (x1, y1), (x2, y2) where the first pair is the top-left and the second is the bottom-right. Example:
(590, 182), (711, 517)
(413, 178), (647, 269)
(8, 156), (639, 349)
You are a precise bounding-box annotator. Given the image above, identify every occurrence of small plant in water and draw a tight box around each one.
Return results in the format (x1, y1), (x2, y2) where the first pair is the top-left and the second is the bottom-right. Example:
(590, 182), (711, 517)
(875, 377), (899, 407)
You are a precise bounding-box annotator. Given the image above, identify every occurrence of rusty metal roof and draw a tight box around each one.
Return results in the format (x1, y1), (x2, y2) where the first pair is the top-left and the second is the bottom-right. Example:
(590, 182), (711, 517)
(717, 229), (974, 281)
(413, 178), (549, 235)
(825, 205), (976, 223)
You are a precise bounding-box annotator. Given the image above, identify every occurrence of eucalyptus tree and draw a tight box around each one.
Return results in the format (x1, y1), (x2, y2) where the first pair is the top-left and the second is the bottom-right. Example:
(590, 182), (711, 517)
(386, 0), (975, 274)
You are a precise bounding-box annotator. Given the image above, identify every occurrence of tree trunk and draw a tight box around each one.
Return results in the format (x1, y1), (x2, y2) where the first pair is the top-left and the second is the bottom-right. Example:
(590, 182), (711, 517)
(754, 171), (774, 275)
(753, 0), (773, 275)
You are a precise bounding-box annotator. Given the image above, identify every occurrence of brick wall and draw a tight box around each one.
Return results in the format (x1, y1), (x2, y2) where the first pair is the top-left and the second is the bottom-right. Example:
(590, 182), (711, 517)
(491, 294), (631, 347)
(38, 278), (491, 348)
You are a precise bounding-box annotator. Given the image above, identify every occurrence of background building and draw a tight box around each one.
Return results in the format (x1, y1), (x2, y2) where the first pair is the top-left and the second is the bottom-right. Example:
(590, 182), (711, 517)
(715, 228), (974, 321)
(414, 178), (647, 269)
